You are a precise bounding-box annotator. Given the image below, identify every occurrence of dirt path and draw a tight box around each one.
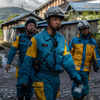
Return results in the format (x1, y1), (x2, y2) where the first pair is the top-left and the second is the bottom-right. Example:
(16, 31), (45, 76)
(0, 48), (100, 100)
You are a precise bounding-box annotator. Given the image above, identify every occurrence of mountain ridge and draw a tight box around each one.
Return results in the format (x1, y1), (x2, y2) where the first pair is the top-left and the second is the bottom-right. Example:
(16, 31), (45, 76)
(0, 7), (30, 20)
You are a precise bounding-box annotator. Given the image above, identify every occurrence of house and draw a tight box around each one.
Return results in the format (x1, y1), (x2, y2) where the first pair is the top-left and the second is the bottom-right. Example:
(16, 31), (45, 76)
(64, 2), (100, 14)
(1, 12), (44, 42)
(34, 0), (65, 19)
(34, 0), (100, 19)
(37, 19), (100, 44)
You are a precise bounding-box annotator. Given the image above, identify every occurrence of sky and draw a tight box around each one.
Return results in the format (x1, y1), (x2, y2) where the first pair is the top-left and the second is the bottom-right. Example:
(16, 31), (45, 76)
(0, 0), (48, 11)
(0, 0), (99, 11)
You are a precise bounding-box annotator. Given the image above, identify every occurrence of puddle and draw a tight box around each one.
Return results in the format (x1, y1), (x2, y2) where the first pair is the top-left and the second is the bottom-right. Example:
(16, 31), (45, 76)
(0, 53), (7, 68)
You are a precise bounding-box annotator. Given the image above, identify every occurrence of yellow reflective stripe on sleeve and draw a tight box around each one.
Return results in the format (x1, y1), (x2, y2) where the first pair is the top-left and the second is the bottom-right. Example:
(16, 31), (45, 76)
(84, 68), (91, 72)
(75, 66), (81, 71)
(75, 65), (91, 72)
(12, 35), (19, 48)
(26, 37), (37, 58)
(63, 42), (70, 56)
(33, 82), (46, 100)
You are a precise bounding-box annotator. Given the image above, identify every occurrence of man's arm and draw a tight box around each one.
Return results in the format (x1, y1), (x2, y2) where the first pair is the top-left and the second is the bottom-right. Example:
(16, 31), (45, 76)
(6, 35), (19, 72)
(62, 41), (81, 83)
(93, 39), (100, 70)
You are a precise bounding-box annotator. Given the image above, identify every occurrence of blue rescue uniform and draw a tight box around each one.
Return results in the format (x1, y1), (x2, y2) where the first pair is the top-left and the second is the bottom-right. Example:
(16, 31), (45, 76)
(69, 33), (100, 97)
(21, 28), (81, 100)
(7, 32), (35, 98)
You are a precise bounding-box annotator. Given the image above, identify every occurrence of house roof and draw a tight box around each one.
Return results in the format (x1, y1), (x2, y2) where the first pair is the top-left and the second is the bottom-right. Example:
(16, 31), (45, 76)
(36, 19), (100, 27)
(34, 0), (52, 11)
(64, 2), (100, 13)
(12, 20), (47, 28)
(1, 12), (44, 28)
(12, 19), (100, 29)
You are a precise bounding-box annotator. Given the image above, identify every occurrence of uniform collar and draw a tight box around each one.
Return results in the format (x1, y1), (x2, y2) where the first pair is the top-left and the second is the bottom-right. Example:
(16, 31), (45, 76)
(77, 33), (91, 40)
(43, 28), (57, 41)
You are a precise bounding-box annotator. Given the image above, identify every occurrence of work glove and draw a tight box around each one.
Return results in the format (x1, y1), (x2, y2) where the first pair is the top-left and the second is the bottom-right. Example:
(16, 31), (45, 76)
(95, 67), (99, 72)
(21, 85), (28, 96)
(73, 77), (81, 87)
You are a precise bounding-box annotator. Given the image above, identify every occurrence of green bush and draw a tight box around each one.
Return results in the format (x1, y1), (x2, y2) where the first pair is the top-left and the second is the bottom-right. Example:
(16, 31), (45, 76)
(95, 34), (100, 45)
(0, 29), (2, 39)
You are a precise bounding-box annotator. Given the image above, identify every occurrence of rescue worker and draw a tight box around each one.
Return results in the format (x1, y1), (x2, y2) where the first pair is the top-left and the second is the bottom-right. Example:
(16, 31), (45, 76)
(5, 17), (38, 100)
(69, 20), (100, 100)
(21, 6), (81, 100)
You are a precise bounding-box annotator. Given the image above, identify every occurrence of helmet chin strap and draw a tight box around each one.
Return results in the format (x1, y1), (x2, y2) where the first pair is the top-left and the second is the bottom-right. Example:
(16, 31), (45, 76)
(48, 20), (61, 37)
(26, 28), (34, 35)
(80, 32), (89, 38)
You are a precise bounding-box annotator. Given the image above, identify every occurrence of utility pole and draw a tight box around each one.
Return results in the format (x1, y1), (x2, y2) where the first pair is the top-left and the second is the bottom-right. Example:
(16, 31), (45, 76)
(21, 3), (23, 9)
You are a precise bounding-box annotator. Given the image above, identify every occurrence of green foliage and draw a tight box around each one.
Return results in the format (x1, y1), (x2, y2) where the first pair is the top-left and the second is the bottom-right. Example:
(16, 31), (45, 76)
(95, 34), (100, 46)
(79, 10), (100, 20)
(64, 11), (78, 21)
(6, 14), (19, 21)
(98, 20), (100, 33)
(0, 29), (2, 39)
(0, 20), (4, 24)
(64, 10), (100, 21)
(0, 14), (20, 39)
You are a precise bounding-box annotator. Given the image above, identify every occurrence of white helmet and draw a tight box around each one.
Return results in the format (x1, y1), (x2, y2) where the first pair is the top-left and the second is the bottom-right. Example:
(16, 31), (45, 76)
(78, 20), (90, 30)
(45, 6), (64, 20)
(25, 17), (37, 26)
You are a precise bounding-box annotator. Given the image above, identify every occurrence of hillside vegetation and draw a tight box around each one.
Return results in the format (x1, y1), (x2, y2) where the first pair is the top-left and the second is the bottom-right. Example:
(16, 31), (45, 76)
(0, 7), (30, 20)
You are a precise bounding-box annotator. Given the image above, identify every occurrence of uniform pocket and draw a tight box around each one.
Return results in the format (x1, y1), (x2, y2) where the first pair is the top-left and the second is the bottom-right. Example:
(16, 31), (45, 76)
(15, 66), (19, 78)
(33, 82), (46, 100)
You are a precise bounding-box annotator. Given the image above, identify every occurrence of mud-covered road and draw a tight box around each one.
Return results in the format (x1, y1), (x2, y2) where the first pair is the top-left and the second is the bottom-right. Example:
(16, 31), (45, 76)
(0, 49), (100, 100)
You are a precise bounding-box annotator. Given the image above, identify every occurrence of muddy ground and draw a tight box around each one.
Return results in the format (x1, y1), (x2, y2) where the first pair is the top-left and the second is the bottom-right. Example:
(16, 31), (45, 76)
(0, 48), (100, 100)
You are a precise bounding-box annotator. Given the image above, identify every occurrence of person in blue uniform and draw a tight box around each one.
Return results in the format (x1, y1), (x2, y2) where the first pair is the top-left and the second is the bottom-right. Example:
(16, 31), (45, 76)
(69, 20), (100, 100)
(5, 17), (38, 100)
(21, 6), (81, 100)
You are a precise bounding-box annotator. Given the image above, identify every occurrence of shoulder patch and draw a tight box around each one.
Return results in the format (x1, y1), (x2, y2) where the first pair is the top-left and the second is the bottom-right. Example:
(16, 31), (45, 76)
(29, 41), (32, 47)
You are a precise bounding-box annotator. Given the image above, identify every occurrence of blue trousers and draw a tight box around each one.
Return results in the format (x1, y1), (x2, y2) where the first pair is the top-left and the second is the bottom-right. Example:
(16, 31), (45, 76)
(33, 71), (60, 100)
(16, 66), (34, 98)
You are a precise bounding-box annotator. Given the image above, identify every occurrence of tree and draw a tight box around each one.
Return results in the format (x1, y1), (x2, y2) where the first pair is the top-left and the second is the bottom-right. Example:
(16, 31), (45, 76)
(6, 14), (19, 21)
(64, 10), (100, 21)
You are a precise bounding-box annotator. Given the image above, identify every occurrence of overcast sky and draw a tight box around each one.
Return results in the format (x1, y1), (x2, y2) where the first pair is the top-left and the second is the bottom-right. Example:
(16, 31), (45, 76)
(0, 0), (48, 11)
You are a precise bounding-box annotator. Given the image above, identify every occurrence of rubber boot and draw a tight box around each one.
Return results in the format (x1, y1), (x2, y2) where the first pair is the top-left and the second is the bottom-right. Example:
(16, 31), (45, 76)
(25, 97), (31, 100)
(80, 95), (84, 100)
(18, 96), (24, 100)
(73, 97), (81, 100)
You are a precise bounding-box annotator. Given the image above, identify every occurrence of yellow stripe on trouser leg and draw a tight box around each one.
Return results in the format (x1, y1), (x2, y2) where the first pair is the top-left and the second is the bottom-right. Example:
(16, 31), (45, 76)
(89, 74), (90, 80)
(33, 82), (46, 100)
(56, 89), (59, 98)
(15, 66), (19, 78)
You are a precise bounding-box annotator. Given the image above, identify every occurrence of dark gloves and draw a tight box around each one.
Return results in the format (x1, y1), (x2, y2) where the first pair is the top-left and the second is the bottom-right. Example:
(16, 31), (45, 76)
(73, 77), (81, 87)
(94, 67), (99, 72)
(21, 85), (28, 96)
(97, 67), (99, 71)
(92, 58), (99, 72)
